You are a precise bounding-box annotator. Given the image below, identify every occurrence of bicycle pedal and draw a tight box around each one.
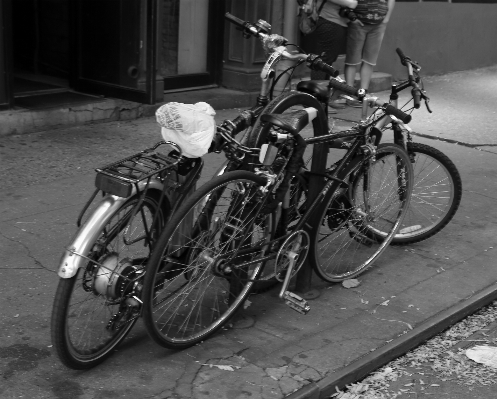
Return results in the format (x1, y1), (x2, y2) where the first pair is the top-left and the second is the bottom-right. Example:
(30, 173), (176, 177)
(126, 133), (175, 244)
(283, 291), (310, 314)
(349, 231), (374, 248)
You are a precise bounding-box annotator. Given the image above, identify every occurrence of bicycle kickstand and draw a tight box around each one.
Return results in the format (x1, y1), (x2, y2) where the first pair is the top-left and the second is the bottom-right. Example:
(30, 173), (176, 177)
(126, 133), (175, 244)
(278, 251), (311, 314)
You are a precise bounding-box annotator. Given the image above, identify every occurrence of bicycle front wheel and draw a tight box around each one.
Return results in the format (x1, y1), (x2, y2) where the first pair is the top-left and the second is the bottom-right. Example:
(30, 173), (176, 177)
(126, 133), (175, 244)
(392, 142), (462, 244)
(142, 170), (271, 349)
(310, 143), (413, 282)
(51, 193), (165, 369)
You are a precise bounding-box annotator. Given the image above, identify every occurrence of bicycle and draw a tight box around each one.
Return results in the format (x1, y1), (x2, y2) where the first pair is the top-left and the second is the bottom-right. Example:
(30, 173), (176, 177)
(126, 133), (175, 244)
(140, 78), (415, 349)
(352, 48), (462, 244)
(49, 14), (347, 369)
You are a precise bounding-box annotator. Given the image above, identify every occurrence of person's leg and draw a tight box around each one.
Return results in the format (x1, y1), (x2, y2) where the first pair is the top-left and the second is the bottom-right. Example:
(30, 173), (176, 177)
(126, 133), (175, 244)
(344, 63), (358, 87)
(360, 23), (388, 91)
(359, 62), (374, 91)
(344, 22), (366, 107)
(309, 18), (347, 81)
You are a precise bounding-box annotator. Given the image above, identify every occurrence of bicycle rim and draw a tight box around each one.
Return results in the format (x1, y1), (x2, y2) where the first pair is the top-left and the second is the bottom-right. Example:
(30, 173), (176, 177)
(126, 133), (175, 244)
(312, 144), (413, 282)
(393, 142), (462, 244)
(143, 171), (270, 349)
(51, 195), (162, 369)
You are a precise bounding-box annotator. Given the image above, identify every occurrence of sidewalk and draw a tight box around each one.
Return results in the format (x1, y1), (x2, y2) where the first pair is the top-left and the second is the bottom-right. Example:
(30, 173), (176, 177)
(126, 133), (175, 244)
(1, 66), (497, 399)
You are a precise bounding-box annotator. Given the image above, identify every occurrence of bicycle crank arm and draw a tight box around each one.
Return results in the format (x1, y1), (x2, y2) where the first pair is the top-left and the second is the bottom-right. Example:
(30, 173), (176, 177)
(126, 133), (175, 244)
(278, 251), (311, 315)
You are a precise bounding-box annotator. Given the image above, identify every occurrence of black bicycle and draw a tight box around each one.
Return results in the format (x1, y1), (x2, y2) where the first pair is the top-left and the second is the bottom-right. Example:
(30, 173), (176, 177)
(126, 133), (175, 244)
(141, 78), (415, 349)
(357, 48), (462, 245)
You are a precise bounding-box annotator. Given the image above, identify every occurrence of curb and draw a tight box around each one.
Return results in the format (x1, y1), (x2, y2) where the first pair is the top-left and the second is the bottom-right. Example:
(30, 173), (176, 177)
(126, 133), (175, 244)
(286, 282), (497, 399)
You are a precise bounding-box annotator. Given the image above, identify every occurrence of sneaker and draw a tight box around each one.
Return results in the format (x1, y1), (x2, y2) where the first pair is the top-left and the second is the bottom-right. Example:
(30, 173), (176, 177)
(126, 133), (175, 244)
(346, 98), (362, 108)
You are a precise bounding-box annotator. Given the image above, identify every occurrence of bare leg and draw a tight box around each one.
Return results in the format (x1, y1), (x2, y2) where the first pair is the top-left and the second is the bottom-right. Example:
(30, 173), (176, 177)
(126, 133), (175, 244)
(359, 62), (374, 92)
(345, 63), (358, 87)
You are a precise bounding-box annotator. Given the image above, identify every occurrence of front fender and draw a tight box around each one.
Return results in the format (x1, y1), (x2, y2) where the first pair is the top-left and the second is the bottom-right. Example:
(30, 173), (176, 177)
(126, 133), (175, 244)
(58, 179), (167, 279)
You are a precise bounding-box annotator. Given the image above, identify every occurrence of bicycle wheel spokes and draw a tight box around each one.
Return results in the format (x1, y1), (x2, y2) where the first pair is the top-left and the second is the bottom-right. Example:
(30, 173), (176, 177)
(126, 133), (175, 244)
(397, 146), (456, 238)
(313, 144), (412, 281)
(53, 196), (160, 368)
(146, 175), (270, 346)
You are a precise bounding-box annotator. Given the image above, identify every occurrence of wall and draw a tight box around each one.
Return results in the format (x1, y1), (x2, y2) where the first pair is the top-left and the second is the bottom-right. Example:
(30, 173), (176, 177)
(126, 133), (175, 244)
(377, 3), (497, 80)
(0, 0), (7, 109)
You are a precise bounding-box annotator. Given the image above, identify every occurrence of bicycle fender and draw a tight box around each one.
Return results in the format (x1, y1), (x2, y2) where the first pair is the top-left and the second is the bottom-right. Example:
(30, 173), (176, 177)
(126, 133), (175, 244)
(58, 179), (168, 279)
(57, 195), (128, 279)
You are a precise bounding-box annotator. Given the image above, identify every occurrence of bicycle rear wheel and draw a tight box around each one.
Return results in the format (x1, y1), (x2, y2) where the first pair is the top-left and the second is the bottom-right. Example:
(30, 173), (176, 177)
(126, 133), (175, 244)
(310, 143), (413, 282)
(392, 142), (462, 244)
(142, 170), (271, 349)
(51, 193), (165, 369)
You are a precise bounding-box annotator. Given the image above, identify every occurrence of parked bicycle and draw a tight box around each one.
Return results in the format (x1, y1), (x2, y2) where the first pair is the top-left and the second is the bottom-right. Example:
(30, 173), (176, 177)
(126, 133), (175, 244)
(50, 13), (346, 369)
(354, 48), (462, 244)
(140, 80), (415, 349)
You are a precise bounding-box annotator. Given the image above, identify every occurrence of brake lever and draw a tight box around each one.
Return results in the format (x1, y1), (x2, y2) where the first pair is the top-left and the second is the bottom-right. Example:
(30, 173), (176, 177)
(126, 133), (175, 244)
(424, 95), (433, 113)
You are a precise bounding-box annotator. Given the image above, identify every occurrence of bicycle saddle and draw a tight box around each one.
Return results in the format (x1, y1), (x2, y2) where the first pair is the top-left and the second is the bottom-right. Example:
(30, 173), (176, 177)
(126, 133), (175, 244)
(296, 80), (329, 103)
(261, 110), (312, 136)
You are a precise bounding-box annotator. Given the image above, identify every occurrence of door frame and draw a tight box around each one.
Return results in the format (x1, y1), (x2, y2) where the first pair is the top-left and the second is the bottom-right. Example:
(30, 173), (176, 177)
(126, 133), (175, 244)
(162, 0), (225, 91)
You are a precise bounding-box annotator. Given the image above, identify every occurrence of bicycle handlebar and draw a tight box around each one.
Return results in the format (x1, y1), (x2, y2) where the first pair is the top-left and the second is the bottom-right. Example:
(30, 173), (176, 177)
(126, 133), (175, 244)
(396, 47), (431, 112)
(384, 104), (412, 124)
(225, 12), (246, 28)
(411, 87), (422, 109)
(367, 96), (412, 124)
(225, 12), (271, 38)
(226, 12), (366, 98)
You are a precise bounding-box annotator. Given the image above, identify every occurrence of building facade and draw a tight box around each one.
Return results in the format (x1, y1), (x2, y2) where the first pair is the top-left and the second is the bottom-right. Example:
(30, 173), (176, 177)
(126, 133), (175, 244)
(1, 0), (496, 110)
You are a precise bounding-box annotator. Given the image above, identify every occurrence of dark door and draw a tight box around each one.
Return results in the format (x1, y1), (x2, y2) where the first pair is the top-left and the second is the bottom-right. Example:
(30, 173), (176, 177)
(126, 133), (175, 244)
(0, 0), (13, 110)
(71, 0), (160, 104)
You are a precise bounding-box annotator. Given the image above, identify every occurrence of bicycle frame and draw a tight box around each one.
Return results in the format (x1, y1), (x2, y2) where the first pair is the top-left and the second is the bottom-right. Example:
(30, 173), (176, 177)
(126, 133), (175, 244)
(211, 126), (368, 273)
(55, 31), (304, 280)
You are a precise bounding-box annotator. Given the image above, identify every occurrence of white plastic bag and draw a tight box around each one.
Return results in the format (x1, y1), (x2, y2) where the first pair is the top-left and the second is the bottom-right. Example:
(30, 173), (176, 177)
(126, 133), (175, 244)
(156, 102), (216, 158)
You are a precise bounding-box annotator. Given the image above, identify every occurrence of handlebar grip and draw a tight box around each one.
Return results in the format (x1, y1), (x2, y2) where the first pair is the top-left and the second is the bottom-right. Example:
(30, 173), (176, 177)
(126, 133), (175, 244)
(384, 104), (412, 124)
(225, 12), (246, 28)
(411, 88), (421, 109)
(309, 58), (339, 78)
(318, 60), (339, 78)
(328, 78), (365, 98)
(396, 48), (407, 66)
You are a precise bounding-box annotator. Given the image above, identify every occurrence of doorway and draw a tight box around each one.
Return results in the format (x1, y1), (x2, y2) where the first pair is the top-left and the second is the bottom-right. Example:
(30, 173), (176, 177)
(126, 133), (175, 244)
(8, 0), (161, 109)
(11, 0), (70, 99)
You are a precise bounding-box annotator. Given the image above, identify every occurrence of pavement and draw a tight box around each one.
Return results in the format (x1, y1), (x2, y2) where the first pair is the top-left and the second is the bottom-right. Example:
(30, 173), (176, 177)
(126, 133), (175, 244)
(1, 65), (497, 399)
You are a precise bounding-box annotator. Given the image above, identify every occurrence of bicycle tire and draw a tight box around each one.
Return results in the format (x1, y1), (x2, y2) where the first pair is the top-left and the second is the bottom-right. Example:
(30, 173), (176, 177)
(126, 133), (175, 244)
(142, 170), (271, 349)
(391, 142), (462, 245)
(51, 193), (165, 369)
(309, 143), (413, 282)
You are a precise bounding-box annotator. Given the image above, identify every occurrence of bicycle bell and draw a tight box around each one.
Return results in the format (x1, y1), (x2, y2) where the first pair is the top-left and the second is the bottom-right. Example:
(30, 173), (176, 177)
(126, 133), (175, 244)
(255, 19), (271, 34)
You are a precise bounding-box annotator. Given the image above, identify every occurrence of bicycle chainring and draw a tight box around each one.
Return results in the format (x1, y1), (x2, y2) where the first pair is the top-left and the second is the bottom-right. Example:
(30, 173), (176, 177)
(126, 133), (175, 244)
(274, 230), (310, 282)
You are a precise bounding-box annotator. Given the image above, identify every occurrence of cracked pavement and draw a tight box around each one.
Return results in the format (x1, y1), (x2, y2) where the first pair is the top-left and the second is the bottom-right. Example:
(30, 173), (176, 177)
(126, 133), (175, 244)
(1, 66), (497, 398)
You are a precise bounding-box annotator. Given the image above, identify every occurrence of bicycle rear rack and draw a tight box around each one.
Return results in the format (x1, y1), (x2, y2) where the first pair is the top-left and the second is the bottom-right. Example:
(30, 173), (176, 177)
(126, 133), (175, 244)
(95, 141), (183, 198)
(76, 141), (185, 228)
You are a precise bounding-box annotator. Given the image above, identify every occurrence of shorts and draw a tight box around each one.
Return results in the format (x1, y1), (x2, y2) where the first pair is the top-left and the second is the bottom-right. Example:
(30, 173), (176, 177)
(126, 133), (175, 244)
(303, 17), (347, 80)
(345, 22), (387, 66)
